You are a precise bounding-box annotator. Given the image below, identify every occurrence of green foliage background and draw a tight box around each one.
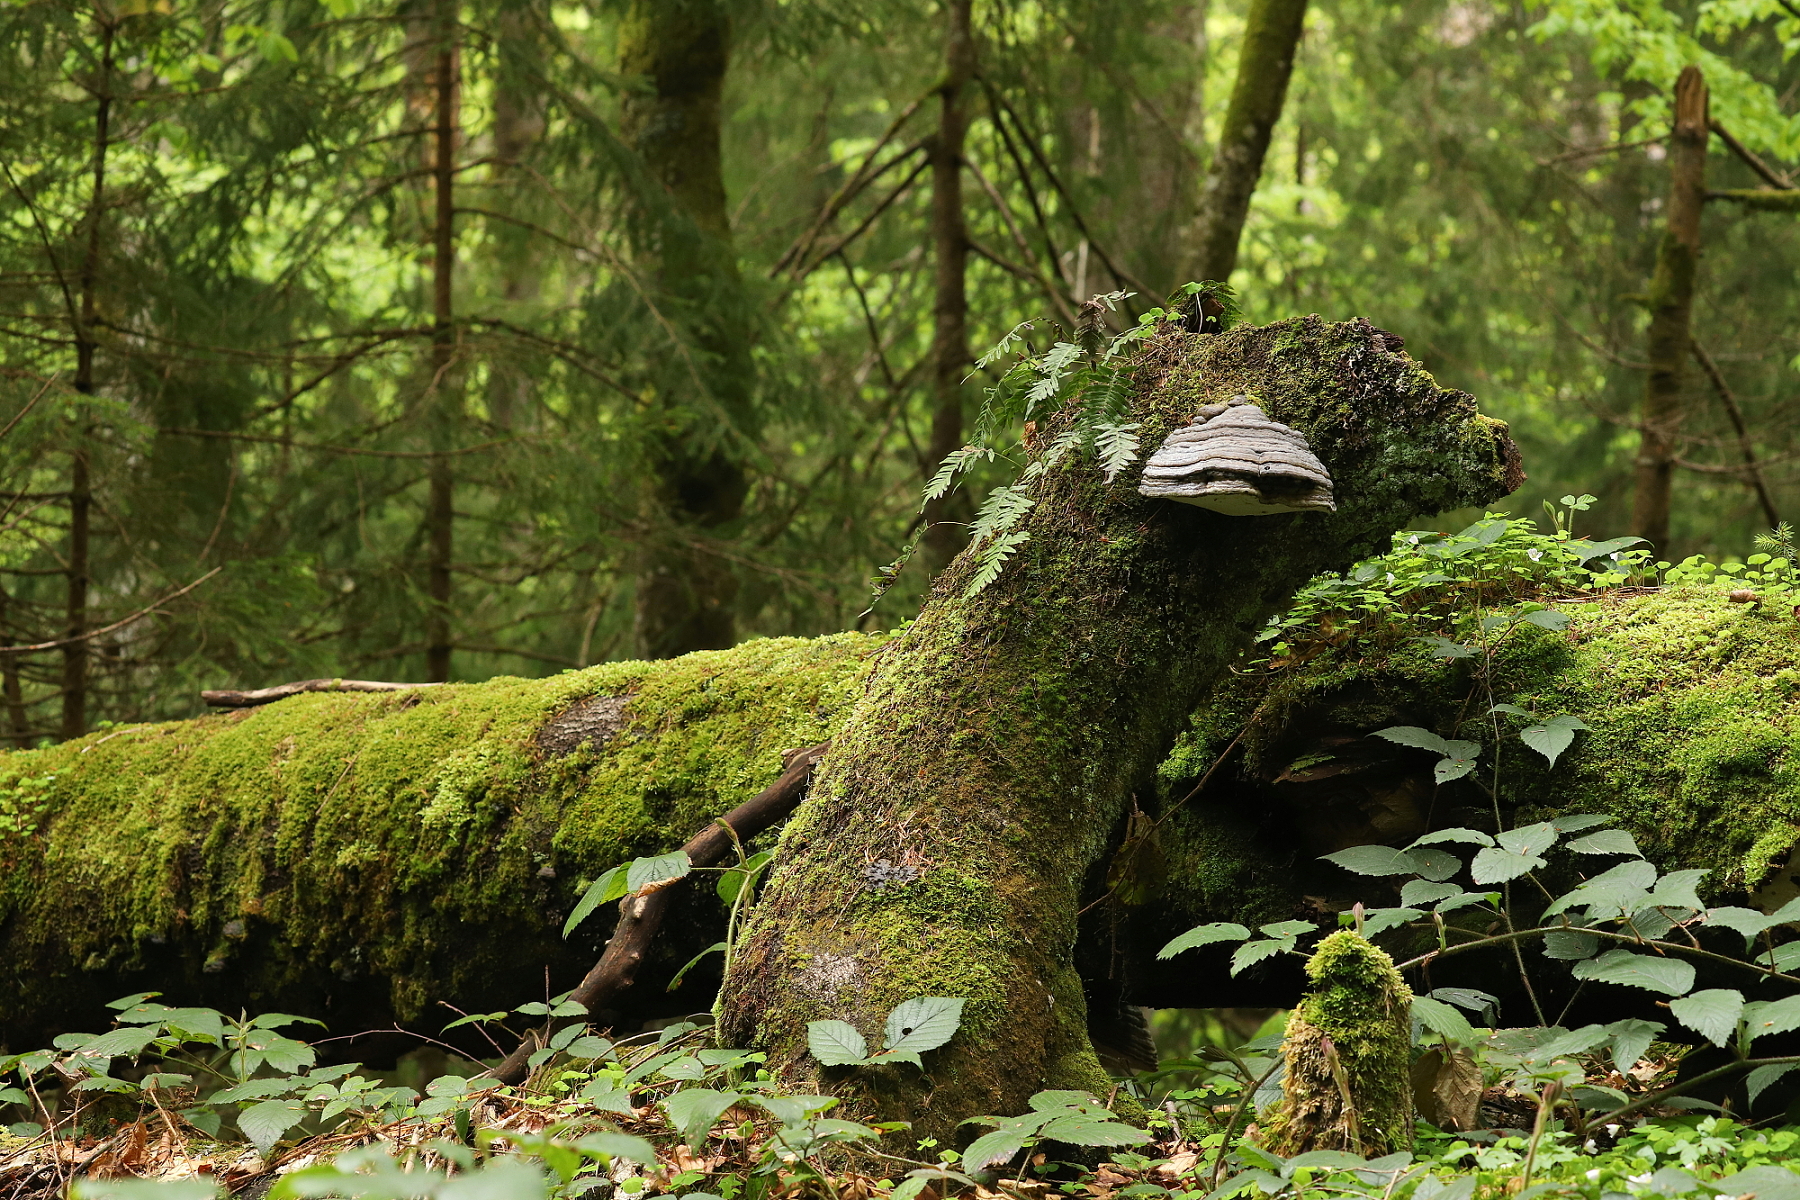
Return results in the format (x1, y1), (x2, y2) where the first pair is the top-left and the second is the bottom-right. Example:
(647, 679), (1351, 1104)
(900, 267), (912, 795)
(0, 0), (1796, 733)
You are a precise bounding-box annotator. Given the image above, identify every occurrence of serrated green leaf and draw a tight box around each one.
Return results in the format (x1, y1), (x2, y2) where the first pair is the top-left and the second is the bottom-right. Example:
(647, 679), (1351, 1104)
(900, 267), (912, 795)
(1572, 950), (1696, 996)
(1157, 922), (1250, 959)
(1470, 846), (1545, 885)
(1230, 939), (1290, 976)
(1543, 930), (1600, 960)
(1372, 726), (1450, 754)
(626, 852), (690, 893)
(1410, 847), (1462, 881)
(961, 1127), (1031, 1171)
(1742, 995), (1800, 1042)
(1747, 1063), (1800, 1106)
(1670, 989), (1743, 1046)
(1321, 845), (1420, 876)
(1566, 829), (1642, 857)
(1356, 907), (1425, 936)
(1551, 813), (1614, 833)
(806, 1020), (869, 1066)
(1708, 906), (1775, 947)
(238, 1099), (306, 1155)
(1604, 1019), (1664, 1073)
(1400, 880), (1461, 906)
(1412, 996), (1478, 1046)
(1519, 716), (1590, 767)
(1522, 610), (1571, 631)
(884, 997), (964, 1055)
(1647, 868), (1708, 913)
(1495, 822), (1558, 857)
(1408, 828), (1494, 849)
(662, 1089), (741, 1149)
(562, 864), (628, 938)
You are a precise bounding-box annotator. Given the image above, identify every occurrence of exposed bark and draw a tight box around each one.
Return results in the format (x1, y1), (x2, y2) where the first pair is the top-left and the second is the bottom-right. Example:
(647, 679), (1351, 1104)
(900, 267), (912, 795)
(1630, 67), (1707, 552)
(622, 0), (753, 659)
(490, 742), (830, 1085)
(1180, 0), (1308, 284)
(425, 2), (460, 684)
(920, 0), (976, 573)
(717, 316), (1519, 1137)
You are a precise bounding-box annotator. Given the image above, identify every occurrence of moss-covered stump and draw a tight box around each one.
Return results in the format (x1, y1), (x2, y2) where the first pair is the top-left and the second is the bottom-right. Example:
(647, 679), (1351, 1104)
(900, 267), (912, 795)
(1261, 931), (1413, 1157)
(1122, 582), (1800, 1011)
(0, 634), (882, 1050)
(716, 317), (1518, 1137)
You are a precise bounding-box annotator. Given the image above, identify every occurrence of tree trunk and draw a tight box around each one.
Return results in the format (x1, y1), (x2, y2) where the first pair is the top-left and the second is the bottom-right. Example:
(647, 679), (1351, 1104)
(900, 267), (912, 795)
(1630, 66), (1707, 553)
(622, 0), (753, 660)
(62, 17), (116, 741)
(717, 316), (1519, 1136)
(919, 0), (976, 572)
(425, 2), (459, 684)
(1180, 0), (1308, 284)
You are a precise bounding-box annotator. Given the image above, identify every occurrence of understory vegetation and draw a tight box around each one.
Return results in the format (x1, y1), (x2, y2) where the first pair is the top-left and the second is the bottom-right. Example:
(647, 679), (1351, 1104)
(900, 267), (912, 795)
(10, 514), (1800, 1197)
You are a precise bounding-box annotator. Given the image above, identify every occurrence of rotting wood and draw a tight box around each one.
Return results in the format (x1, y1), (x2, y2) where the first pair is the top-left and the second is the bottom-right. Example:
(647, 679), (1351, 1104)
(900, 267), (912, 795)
(489, 741), (831, 1086)
(200, 678), (442, 708)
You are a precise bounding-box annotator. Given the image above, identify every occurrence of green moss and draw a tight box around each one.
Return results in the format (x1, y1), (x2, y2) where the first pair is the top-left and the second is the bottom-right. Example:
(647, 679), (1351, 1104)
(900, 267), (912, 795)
(0, 633), (883, 1045)
(1262, 931), (1414, 1156)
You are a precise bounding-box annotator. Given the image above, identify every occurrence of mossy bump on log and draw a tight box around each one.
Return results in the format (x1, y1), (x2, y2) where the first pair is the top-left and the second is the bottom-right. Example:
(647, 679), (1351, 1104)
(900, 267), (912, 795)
(1124, 582), (1800, 1010)
(1261, 931), (1414, 1157)
(0, 634), (882, 1049)
(716, 316), (1518, 1138)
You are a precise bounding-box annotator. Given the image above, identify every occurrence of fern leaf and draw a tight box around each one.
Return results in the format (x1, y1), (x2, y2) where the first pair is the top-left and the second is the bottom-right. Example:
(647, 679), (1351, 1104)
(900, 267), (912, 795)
(921, 446), (993, 508)
(964, 530), (1031, 598)
(972, 321), (1035, 374)
(1025, 342), (1083, 415)
(1095, 423), (1142, 482)
(968, 483), (1035, 545)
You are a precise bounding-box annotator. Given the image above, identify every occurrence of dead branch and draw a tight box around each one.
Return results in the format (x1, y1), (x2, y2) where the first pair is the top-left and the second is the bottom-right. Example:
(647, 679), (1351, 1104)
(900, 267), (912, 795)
(201, 677), (441, 708)
(488, 741), (832, 1087)
(1691, 338), (1779, 528)
(1709, 117), (1794, 189)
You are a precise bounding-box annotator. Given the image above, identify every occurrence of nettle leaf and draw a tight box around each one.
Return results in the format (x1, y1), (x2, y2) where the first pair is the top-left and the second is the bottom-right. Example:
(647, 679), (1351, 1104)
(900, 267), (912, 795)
(1572, 950), (1696, 996)
(1260, 920), (1319, 938)
(884, 998), (964, 1056)
(1036, 1114), (1149, 1148)
(1495, 822), (1558, 858)
(1409, 847), (1462, 882)
(1670, 989), (1744, 1047)
(1747, 1063), (1800, 1107)
(1742, 996), (1800, 1042)
(1521, 609), (1571, 631)
(1543, 859), (1658, 919)
(1416, 635), (1477, 659)
(238, 1099), (307, 1155)
(1373, 727), (1450, 754)
(806, 1021), (869, 1067)
(1322, 845), (1419, 877)
(1436, 891), (1500, 914)
(1707, 906), (1776, 948)
(1519, 716), (1591, 768)
(1230, 939), (1291, 976)
(1434, 742), (1481, 785)
(626, 852), (691, 894)
(1400, 880), (1461, 907)
(662, 1088), (742, 1149)
(1531, 1024), (1611, 1063)
(1470, 846), (1545, 885)
(1566, 829), (1642, 857)
(1157, 922), (1251, 959)
(1605, 1019), (1665, 1074)
(1567, 535), (1645, 564)
(1409, 828), (1494, 849)
(1550, 813), (1614, 833)
(1543, 930), (1600, 960)
(1412, 996), (1479, 1047)
(961, 1128), (1031, 1172)
(1354, 907), (1425, 936)
(563, 864), (629, 938)
(1647, 868), (1709, 913)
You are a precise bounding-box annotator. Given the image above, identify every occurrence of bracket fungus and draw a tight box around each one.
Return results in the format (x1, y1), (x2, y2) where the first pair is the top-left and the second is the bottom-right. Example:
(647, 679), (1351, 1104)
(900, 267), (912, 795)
(1137, 397), (1336, 515)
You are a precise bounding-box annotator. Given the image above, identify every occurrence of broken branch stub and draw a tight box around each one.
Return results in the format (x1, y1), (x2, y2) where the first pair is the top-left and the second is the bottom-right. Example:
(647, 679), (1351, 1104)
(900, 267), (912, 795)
(1137, 397), (1336, 515)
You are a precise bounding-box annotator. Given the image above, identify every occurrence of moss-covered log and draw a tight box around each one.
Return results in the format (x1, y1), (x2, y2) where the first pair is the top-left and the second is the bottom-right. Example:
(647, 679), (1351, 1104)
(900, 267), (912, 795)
(0, 634), (881, 1050)
(1121, 582), (1800, 1017)
(715, 317), (1519, 1136)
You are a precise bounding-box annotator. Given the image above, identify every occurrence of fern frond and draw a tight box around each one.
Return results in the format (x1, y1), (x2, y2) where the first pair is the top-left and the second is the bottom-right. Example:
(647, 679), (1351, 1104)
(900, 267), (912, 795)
(964, 530), (1031, 598)
(972, 320), (1036, 374)
(968, 482), (1036, 545)
(1095, 422), (1142, 482)
(1025, 341), (1083, 415)
(921, 445), (994, 509)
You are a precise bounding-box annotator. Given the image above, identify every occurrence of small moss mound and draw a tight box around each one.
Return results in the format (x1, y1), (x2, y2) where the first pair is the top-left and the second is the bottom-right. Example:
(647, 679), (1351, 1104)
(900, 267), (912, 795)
(1262, 931), (1414, 1157)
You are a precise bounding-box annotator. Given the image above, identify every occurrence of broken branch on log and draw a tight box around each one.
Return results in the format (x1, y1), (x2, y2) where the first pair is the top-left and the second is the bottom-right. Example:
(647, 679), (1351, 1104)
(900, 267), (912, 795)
(488, 741), (832, 1086)
(201, 678), (442, 708)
